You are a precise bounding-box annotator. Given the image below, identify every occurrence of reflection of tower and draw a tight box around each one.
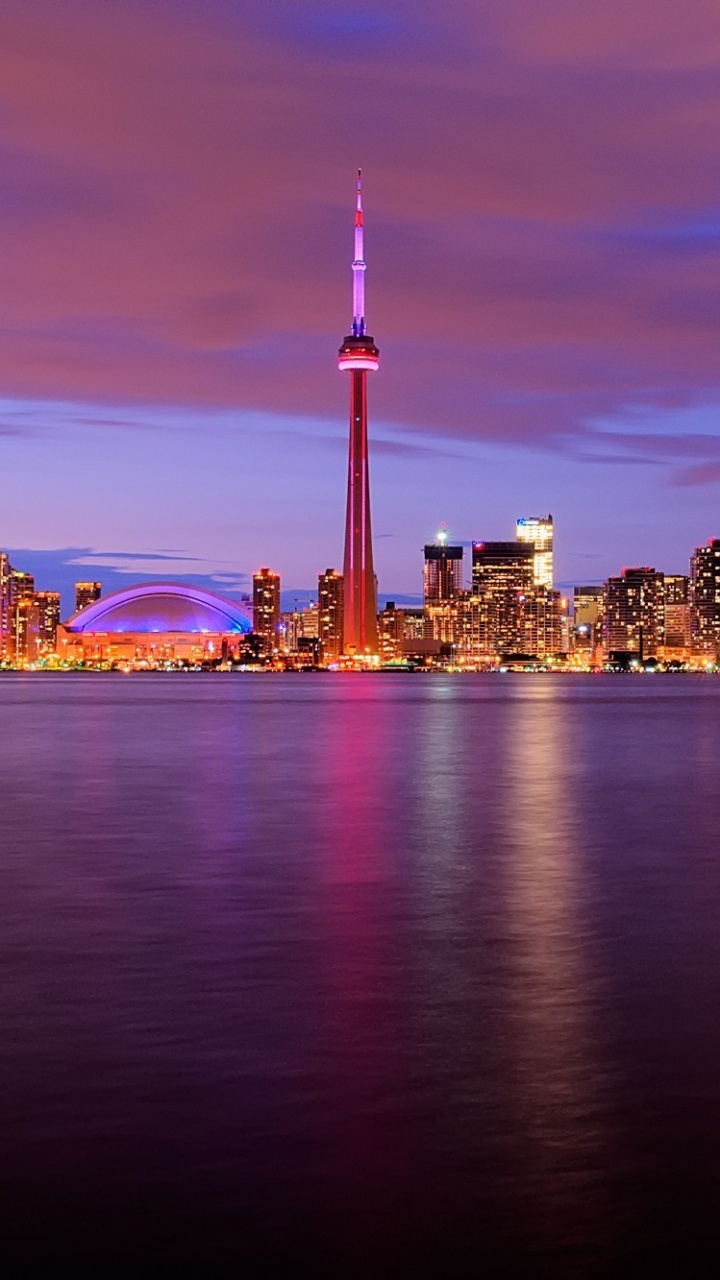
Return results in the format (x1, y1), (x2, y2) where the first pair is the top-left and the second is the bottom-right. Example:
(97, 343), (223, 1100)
(339, 171), (379, 656)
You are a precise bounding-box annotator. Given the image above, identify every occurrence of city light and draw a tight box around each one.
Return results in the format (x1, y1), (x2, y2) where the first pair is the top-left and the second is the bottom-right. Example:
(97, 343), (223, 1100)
(1, 177), (719, 676)
(2, 530), (719, 674)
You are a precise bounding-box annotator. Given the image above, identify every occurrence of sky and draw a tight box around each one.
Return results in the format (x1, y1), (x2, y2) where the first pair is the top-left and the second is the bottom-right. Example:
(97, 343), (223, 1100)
(1, 0), (719, 613)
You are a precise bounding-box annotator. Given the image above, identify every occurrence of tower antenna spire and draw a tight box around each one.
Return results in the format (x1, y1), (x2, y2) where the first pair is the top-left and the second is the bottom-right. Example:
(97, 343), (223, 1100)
(352, 167), (366, 337)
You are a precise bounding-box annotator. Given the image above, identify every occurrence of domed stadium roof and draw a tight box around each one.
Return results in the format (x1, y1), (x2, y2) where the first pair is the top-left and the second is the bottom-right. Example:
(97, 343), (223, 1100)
(65, 582), (253, 635)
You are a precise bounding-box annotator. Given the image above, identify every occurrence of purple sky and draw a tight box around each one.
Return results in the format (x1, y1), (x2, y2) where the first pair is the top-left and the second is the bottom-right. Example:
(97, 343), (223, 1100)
(1, 0), (719, 613)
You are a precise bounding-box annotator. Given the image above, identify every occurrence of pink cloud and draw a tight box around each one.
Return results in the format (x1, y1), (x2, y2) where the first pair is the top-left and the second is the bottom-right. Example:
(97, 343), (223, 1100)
(673, 461), (720, 486)
(0, 0), (718, 457)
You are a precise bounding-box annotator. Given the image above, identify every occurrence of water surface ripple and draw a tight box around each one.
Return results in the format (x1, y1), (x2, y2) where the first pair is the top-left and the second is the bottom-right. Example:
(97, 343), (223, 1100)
(1, 673), (720, 1270)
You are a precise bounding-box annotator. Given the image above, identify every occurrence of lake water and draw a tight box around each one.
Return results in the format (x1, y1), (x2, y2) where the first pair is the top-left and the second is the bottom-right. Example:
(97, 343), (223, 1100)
(2, 672), (720, 1271)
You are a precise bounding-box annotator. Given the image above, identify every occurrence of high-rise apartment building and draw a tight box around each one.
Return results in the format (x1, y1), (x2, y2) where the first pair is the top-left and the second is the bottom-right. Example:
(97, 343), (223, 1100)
(9, 571), (36, 663)
(450, 586), (565, 665)
(400, 608), (425, 642)
(35, 592), (61, 653)
(378, 601), (406, 662)
(691, 539), (720, 658)
(0, 552), (10, 659)
(11, 570), (35, 601)
(299, 603), (319, 640)
(252, 568), (281, 653)
(454, 593), (485, 666)
(522, 589), (568, 657)
(11, 599), (39, 664)
(75, 581), (102, 614)
(471, 541), (535, 657)
(604, 567), (664, 660)
(662, 575), (691, 654)
(516, 515), (553, 589)
(424, 529), (462, 646)
(664, 575), (690, 605)
(574, 586), (603, 629)
(278, 610), (303, 654)
(423, 532), (463, 604)
(318, 570), (344, 665)
(573, 585), (604, 658)
(424, 599), (460, 647)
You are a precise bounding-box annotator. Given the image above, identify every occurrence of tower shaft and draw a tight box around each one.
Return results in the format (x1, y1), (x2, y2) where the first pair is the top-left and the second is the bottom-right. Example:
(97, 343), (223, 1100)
(343, 369), (378, 653)
(338, 170), (379, 656)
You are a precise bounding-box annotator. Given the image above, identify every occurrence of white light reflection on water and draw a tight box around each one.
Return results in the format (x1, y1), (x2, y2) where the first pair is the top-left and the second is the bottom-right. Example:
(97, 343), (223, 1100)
(502, 679), (616, 1258)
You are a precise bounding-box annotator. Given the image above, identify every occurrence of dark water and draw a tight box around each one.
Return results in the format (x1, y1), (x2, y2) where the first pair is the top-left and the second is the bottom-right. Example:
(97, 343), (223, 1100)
(2, 673), (720, 1271)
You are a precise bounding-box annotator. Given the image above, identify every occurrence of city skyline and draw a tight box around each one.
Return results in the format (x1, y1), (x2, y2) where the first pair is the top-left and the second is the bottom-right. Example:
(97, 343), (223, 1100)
(5, 516), (720, 625)
(1, 1), (720, 605)
(3, 524), (719, 670)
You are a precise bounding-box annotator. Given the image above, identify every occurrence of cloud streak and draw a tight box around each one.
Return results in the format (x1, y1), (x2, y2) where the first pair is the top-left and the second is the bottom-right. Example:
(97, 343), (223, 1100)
(2, 0), (720, 592)
(0, 0), (718, 450)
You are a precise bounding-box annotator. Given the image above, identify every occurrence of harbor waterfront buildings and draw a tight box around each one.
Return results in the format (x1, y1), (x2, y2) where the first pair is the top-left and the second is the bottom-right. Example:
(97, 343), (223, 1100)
(2, 529), (720, 671)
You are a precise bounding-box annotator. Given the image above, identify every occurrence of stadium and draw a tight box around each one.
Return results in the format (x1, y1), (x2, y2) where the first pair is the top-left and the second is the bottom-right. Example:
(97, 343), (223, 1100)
(58, 582), (253, 665)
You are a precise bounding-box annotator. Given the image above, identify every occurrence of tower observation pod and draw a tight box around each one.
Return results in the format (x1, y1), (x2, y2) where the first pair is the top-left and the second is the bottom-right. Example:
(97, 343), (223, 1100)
(338, 170), (380, 656)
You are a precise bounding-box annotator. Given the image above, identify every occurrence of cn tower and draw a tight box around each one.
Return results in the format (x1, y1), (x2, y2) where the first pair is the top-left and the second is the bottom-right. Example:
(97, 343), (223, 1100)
(338, 169), (379, 656)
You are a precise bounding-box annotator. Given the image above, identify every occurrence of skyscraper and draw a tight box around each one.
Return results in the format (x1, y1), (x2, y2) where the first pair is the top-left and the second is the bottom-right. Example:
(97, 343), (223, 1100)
(574, 585), (604, 629)
(252, 568), (280, 653)
(663, 575), (691, 654)
(573, 585), (604, 658)
(516, 515), (553, 589)
(318, 569), (344, 665)
(75, 581), (102, 614)
(35, 592), (61, 653)
(11, 570), (34, 600)
(339, 171), (379, 656)
(471, 541), (535, 657)
(691, 539), (720, 658)
(423, 528), (465, 650)
(299, 603), (319, 640)
(378, 601), (406, 663)
(8, 570), (35, 663)
(604, 567), (664, 661)
(522, 589), (568, 658)
(423, 529), (463, 604)
(0, 552), (10, 659)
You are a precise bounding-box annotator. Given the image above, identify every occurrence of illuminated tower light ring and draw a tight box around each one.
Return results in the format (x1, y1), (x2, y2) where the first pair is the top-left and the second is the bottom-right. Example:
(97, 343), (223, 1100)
(338, 345), (379, 372)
